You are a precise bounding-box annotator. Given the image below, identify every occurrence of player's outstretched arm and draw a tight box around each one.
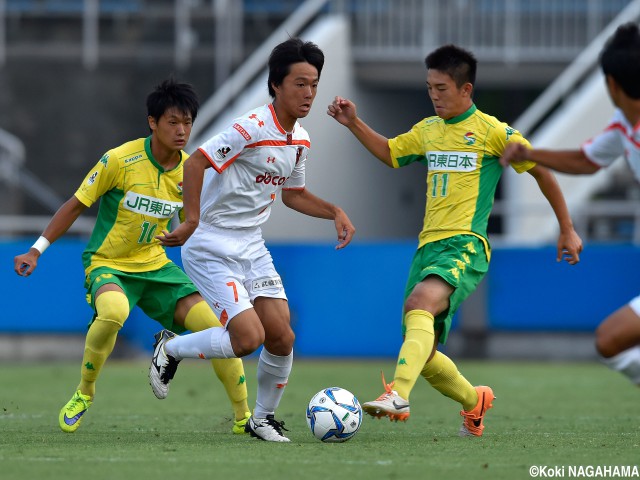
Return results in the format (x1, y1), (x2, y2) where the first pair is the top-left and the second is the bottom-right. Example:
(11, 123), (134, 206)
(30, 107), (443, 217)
(327, 96), (393, 167)
(156, 150), (209, 247)
(14, 196), (87, 276)
(526, 164), (583, 265)
(501, 143), (599, 175)
(282, 188), (355, 249)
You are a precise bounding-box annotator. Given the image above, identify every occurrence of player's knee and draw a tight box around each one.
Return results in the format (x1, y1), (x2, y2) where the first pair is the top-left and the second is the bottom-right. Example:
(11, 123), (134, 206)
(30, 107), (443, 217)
(264, 327), (295, 356)
(94, 291), (129, 330)
(595, 327), (616, 358)
(233, 330), (265, 357)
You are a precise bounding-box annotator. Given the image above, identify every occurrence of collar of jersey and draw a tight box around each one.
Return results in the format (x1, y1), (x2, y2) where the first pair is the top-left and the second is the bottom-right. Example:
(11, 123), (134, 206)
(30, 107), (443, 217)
(443, 104), (477, 125)
(144, 135), (183, 173)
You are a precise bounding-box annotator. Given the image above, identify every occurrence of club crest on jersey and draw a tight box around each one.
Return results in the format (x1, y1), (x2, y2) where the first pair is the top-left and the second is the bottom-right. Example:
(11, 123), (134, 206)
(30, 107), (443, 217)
(87, 171), (99, 185)
(233, 123), (251, 141)
(215, 146), (231, 160)
(464, 131), (476, 145)
(177, 182), (183, 194)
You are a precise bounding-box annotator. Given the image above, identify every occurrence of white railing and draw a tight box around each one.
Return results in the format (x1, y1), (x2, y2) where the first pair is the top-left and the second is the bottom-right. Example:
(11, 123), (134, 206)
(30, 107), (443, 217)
(347, 0), (634, 63)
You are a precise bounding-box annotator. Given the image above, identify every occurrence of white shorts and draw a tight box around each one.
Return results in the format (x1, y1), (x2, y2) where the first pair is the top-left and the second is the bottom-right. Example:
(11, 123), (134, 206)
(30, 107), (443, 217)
(630, 295), (640, 316)
(182, 222), (287, 326)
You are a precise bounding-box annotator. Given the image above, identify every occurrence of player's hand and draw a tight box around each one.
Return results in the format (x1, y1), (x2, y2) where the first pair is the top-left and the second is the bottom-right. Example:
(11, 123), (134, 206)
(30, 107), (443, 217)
(334, 207), (355, 250)
(500, 142), (530, 167)
(14, 250), (39, 277)
(327, 96), (357, 127)
(557, 229), (583, 265)
(155, 222), (197, 247)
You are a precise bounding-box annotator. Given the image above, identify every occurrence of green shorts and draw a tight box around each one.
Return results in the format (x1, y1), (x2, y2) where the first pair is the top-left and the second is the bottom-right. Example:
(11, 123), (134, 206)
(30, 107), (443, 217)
(403, 235), (489, 344)
(85, 262), (198, 333)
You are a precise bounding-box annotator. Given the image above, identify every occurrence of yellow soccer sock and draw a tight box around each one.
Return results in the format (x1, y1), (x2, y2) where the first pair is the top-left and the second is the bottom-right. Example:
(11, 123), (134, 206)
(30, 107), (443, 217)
(420, 350), (478, 411)
(392, 310), (435, 400)
(78, 291), (129, 398)
(185, 301), (249, 420)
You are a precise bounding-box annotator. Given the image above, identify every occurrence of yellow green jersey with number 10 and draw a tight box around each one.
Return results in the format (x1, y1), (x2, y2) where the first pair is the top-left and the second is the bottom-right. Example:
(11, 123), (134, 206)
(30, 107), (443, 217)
(74, 136), (186, 275)
(388, 104), (535, 257)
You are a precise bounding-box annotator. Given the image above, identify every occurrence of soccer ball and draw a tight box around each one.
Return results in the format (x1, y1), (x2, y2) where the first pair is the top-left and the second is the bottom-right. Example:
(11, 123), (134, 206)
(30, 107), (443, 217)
(306, 387), (363, 443)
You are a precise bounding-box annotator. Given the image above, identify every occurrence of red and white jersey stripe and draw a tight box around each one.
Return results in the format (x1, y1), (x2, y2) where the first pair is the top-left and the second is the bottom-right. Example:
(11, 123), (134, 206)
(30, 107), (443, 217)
(582, 108), (640, 182)
(198, 103), (309, 228)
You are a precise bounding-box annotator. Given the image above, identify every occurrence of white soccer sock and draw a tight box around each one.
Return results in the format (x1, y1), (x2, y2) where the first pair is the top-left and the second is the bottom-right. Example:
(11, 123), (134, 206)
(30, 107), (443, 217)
(600, 346), (640, 385)
(254, 348), (293, 418)
(165, 327), (236, 360)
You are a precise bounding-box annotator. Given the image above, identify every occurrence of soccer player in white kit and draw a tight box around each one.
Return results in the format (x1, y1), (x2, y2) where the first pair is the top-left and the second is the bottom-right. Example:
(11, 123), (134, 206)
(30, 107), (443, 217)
(149, 38), (355, 442)
(501, 22), (640, 387)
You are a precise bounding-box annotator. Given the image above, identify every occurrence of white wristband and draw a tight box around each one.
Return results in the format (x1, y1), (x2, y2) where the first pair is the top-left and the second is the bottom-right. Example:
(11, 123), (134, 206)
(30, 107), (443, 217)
(31, 236), (50, 254)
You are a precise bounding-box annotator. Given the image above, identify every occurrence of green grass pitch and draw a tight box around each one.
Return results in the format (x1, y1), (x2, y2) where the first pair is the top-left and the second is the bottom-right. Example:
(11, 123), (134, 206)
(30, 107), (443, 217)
(1, 359), (638, 480)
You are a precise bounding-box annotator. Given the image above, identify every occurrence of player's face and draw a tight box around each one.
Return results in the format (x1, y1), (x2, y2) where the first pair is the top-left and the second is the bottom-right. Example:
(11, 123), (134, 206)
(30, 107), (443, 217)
(426, 69), (473, 120)
(272, 61), (319, 130)
(148, 107), (193, 152)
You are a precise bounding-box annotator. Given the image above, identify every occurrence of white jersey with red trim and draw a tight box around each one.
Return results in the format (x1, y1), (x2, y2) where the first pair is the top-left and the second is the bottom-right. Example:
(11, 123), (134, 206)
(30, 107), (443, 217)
(198, 103), (309, 228)
(582, 108), (640, 182)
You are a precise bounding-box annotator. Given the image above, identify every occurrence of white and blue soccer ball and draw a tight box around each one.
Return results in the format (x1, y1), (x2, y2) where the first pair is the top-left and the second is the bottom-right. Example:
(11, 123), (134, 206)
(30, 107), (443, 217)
(306, 387), (363, 443)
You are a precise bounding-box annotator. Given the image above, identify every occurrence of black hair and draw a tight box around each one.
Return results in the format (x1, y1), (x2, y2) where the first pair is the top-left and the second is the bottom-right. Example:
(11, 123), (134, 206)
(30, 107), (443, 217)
(600, 22), (640, 99)
(425, 44), (477, 88)
(146, 78), (199, 122)
(267, 38), (324, 97)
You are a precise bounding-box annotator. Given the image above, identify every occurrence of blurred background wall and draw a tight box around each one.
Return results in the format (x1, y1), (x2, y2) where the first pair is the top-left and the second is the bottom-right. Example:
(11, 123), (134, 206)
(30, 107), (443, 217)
(1, 0), (639, 360)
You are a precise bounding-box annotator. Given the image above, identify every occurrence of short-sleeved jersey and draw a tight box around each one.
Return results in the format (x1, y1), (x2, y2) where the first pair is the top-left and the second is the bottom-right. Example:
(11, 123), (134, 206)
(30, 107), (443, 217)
(582, 108), (640, 182)
(388, 104), (535, 254)
(75, 136), (185, 274)
(197, 103), (308, 229)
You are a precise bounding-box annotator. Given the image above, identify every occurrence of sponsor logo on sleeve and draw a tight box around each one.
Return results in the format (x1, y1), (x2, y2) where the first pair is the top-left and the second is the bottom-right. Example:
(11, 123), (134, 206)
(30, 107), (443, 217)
(87, 171), (99, 185)
(214, 146), (231, 160)
(233, 123), (252, 141)
(99, 154), (109, 166)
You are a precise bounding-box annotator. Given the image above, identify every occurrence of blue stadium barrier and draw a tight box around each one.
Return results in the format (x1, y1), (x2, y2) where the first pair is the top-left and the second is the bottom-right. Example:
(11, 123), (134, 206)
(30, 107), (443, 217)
(2, 239), (638, 356)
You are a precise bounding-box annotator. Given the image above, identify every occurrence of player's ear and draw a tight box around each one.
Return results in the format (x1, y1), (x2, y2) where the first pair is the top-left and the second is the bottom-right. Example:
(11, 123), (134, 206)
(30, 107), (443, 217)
(148, 115), (157, 131)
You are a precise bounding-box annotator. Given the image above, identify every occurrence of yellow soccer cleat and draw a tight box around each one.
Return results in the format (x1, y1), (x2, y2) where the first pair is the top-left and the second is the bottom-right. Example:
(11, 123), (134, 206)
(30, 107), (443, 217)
(59, 390), (93, 433)
(232, 412), (251, 434)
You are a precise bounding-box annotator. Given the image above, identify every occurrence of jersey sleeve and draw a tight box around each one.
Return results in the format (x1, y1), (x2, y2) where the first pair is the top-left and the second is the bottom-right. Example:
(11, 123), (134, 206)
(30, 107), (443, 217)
(283, 146), (306, 190)
(582, 125), (625, 168)
(489, 122), (536, 174)
(389, 122), (426, 168)
(198, 115), (256, 173)
(74, 151), (120, 207)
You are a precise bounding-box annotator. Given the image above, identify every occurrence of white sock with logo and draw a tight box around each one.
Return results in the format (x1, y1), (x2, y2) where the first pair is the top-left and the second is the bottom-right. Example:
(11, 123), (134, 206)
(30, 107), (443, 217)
(254, 348), (293, 418)
(600, 346), (640, 385)
(165, 327), (236, 360)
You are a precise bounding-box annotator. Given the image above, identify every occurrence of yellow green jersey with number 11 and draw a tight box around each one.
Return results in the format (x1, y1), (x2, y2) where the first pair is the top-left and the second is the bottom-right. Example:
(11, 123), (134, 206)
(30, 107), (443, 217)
(388, 104), (535, 257)
(74, 136), (185, 275)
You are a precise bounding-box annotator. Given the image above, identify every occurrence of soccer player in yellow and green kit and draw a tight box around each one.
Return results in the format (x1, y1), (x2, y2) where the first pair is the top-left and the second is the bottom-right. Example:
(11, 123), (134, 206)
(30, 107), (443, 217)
(327, 44), (584, 436)
(14, 78), (251, 434)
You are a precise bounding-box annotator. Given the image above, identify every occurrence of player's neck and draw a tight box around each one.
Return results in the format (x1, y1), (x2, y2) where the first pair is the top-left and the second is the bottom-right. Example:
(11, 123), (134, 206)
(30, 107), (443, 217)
(150, 136), (181, 169)
(621, 102), (640, 128)
(271, 102), (296, 133)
